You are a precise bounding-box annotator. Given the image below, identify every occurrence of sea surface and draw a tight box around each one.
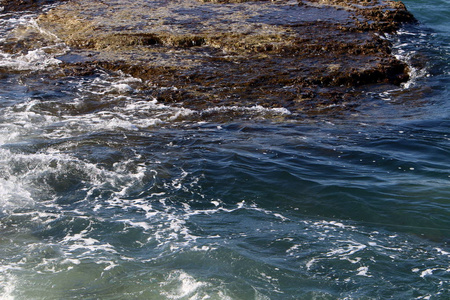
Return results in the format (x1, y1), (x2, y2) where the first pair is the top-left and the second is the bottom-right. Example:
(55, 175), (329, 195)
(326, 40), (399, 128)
(0, 0), (449, 299)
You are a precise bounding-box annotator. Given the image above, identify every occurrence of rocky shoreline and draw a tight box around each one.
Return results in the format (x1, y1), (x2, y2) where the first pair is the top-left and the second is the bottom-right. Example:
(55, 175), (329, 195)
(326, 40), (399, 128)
(4, 0), (417, 113)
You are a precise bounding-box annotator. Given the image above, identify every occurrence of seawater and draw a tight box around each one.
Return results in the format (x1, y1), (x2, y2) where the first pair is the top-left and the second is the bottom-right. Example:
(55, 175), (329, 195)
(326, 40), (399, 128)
(0, 1), (449, 299)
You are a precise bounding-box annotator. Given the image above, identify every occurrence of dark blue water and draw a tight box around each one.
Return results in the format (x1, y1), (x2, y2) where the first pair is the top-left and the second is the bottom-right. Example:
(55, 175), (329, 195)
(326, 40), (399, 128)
(0, 1), (449, 299)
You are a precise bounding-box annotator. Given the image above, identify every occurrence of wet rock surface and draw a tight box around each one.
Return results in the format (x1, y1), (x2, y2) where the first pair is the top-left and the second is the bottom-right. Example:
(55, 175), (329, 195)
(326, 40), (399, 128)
(0, 0), (66, 12)
(10, 0), (417, 113)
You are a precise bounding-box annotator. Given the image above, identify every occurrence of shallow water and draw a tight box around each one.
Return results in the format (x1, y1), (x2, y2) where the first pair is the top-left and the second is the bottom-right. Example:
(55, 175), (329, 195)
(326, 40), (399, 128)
(0, 1), (449, 299)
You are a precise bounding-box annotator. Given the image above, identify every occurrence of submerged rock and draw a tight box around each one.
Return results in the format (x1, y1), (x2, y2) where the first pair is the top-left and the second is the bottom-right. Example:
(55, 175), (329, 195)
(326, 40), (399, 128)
(33, 0), (416, 112)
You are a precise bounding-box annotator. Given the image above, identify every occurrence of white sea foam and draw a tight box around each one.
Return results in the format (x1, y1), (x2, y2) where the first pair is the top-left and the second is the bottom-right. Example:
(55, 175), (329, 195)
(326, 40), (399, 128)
(0, 49), (61, 70)
(0, 174), (33, 212)
(325, 241), (367, 257)
(435, 247), (450, 256)
(110, 83), (134, 93)
(389, 29), (430, 89)
(161, 270), (209, 300)
(202, 105), (291, 116)
(0, 148), (38, 211)
(0, 274), (16, 300)
(420, 269), (436, 278)
(356, 266), (372, 277)
(306, 258), (317, 270)
(313, 220), (356, 230)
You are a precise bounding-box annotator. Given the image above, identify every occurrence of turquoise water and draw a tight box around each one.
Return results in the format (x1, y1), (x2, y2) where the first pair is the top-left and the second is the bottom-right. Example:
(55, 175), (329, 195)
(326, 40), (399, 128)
(0, 1), (449, 299)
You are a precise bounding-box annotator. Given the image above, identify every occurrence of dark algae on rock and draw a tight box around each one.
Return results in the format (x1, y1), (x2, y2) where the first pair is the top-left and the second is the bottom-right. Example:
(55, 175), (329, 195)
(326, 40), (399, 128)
(30, 0), (417, 113)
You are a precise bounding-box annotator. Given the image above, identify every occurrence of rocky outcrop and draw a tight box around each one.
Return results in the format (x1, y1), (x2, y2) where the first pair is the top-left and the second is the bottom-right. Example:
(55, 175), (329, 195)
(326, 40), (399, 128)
(32, 0), (416, 112)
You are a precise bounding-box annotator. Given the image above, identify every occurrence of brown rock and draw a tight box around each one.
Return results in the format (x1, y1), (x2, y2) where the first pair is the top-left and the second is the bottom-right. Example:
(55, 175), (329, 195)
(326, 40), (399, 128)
(25, 0), (417, 113)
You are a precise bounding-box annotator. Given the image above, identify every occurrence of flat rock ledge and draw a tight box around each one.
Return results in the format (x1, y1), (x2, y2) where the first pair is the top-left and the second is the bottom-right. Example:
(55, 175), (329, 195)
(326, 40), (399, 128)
(35, 0), (415, 113)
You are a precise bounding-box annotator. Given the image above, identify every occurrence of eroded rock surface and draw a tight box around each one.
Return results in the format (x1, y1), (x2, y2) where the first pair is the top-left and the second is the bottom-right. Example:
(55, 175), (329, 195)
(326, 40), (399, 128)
(32, 0), (416, 112)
